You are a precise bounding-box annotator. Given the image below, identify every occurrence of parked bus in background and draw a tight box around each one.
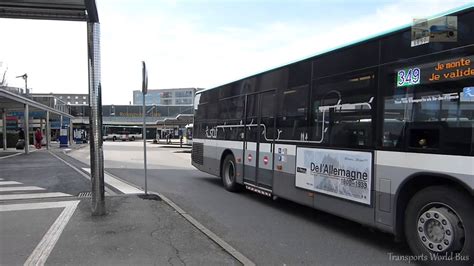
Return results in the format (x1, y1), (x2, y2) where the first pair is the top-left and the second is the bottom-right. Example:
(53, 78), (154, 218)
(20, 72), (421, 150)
(192, 7), (474, 261)
(103, 125), (142, 141)
(184, 124), (193, 145)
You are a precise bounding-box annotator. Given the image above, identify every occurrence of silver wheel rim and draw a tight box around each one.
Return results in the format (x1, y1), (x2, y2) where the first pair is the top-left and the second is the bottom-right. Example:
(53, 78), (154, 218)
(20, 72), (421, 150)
(224, 160), (235, 185)
(417, 203), (465, 253)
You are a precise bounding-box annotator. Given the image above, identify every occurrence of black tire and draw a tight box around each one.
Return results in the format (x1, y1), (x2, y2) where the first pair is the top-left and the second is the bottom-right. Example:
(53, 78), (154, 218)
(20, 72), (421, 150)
(131, 136), (135, 141)
(221, 154), (242, 192)
(112, 136), (116, 142)
(405, 186), (473, 264)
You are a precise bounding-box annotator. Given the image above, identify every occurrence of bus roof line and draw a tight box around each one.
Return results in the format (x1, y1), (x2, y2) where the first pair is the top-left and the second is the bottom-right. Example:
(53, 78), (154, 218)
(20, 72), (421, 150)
(197, 3), (474, 95)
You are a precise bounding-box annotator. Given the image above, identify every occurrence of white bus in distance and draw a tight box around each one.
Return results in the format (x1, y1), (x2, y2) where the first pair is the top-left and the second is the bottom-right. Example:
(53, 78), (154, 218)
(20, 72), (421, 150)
(103, 125), (142, 141)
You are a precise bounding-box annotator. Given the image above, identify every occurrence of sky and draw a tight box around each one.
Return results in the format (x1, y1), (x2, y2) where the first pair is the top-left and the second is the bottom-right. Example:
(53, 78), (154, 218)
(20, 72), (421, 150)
(0, 0), (472, 105)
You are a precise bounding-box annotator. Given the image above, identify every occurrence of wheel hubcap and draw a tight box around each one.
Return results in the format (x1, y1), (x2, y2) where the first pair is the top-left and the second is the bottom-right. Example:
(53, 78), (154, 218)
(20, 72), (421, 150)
(417, 206), (464, 253)
(225, 160), (235, 184)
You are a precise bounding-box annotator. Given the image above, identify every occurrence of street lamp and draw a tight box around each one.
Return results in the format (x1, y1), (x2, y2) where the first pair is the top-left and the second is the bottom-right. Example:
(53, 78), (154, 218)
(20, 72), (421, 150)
(16, 73), (28, 95)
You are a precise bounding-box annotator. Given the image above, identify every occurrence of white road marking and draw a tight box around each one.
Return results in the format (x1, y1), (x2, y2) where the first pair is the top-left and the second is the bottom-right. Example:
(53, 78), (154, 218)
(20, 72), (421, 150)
(0, 181), (22, 186)
(0, 192), (71, 201)
(0, 200), (77, 212)
(0, 186), (45, 192)
(20, 200), (79, 266)
(82, 168), (142, 194)
(48, 151), (116, 196)
(0, 152), (22, 159)
(0, 178), (4, 180)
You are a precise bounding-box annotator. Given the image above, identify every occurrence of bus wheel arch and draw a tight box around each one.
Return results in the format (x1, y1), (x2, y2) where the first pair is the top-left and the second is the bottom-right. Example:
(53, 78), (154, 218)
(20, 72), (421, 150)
(220, 150), (243, 192)
(395, 174), (473, 257)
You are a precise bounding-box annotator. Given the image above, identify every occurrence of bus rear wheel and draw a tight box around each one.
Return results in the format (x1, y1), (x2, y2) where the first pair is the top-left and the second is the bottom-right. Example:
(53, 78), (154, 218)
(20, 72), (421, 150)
(405, 186), (473, 262)
(112, 136), (116, 142)
(221, 154), (242, 192)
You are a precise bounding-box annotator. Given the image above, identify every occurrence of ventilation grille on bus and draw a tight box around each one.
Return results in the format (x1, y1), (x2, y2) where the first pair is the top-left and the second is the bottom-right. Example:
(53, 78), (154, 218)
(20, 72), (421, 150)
(192, 143), (204, 165)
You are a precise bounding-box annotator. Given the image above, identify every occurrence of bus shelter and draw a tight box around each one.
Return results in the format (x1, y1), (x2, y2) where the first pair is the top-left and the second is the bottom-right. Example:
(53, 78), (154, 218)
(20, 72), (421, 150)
(0, 0), (105, 215)
(0, 88), (74, 153)
(156, 114), (193, 139)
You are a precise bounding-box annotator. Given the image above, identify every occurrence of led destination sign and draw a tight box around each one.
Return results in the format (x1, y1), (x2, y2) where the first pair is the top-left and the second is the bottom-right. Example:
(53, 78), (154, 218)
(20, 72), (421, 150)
(397, 55), (474, 87)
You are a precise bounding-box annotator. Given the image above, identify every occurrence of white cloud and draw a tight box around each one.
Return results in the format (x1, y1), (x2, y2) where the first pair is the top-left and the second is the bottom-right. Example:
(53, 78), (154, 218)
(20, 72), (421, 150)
(0, 19), (87, 94)
(1, 0), (471, 104)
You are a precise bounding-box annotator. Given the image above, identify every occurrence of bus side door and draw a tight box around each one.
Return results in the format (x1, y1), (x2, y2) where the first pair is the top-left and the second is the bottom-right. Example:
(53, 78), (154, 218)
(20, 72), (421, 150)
(243, 91), (276, 189)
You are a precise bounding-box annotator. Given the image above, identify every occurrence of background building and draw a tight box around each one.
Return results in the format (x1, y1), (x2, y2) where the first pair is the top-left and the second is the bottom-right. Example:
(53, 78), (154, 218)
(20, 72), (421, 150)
(10, 90), (197, 140)
(38, 93), (90, 105)
(133, 88), (199, 105)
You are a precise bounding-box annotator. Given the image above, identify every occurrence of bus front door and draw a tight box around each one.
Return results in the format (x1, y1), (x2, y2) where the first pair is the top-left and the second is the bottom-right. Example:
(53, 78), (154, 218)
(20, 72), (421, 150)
(243, 91), (276, 190)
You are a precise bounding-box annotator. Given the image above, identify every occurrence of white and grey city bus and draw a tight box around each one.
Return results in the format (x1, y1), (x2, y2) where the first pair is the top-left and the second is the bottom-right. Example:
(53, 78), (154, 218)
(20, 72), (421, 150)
(192, 6), (474, 260)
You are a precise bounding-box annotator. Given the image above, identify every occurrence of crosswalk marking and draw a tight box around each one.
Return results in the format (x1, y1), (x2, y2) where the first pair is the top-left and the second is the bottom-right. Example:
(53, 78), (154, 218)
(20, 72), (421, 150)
(0, 186), (46, 192)
(0, 181), (22, 186)
(0, 192), (71, 200)
(1, 200), (80, 266)
(0, 179), (73, 201)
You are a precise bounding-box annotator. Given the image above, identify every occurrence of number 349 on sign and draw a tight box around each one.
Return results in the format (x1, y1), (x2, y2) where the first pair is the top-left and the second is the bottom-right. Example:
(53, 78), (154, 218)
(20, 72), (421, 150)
(397, 67), (421, 87)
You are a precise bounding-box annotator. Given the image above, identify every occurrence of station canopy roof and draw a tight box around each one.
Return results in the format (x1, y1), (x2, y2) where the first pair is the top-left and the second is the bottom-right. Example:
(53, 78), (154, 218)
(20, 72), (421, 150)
(0, 88), (74, 118)
(0, 0), (98, 22)
(156, 114), (194, 126)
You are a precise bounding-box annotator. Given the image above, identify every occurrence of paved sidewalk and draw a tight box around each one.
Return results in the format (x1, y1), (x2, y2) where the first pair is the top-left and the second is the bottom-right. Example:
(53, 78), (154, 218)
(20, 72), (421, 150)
(0, 150), (239, 265)
(47, 194), (238, 265)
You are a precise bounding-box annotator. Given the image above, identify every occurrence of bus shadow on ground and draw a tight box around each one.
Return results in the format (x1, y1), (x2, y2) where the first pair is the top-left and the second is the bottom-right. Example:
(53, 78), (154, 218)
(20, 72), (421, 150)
(199, 176), (411, 257)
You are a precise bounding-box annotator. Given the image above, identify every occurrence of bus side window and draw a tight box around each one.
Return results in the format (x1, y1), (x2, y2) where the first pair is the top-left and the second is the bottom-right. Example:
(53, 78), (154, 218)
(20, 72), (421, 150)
(381, 52), (474, 155)
(277, 85), (309, 140)
(311, 70), (376, 148)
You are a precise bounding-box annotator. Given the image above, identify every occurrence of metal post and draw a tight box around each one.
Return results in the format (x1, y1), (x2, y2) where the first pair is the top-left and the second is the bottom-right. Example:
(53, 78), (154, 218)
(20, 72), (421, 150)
(2, 109), (6, 150)
(46, 111), (50, 150)
(88, 21), (105, 215)
(39, 118), (43, 148)
(143, 94), (148, 195)
(69, 119), (73, 145)
(24, 104), (29, 154)
(25, 75), (28, 96)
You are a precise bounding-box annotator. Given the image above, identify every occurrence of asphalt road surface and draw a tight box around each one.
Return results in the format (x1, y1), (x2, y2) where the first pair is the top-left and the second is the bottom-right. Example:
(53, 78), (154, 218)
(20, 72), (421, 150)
(70, 141), (412, 265)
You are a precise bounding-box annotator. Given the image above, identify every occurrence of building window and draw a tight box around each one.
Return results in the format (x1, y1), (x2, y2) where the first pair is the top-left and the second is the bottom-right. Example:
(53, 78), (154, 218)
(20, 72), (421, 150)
(75, 101), (78, 104)
(175, 98), (192, 104)
(83, 101), (87, 104)
(75, 96), (78, 99)
(161, 99), (172, 105)
(161, 92), (172, 98)
(59, 96), (63, 99)
(67, 101), (71, 104)
(175, 91), (193, 97)
(67, 96), (70, 99)
(83, 96), (86, 99)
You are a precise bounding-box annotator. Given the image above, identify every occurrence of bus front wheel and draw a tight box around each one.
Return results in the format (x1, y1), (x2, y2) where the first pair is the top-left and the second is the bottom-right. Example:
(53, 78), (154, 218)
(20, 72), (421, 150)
(112, 136), (116, 142)
(221, 154), (242, 192)
(405, 186), (473, 262)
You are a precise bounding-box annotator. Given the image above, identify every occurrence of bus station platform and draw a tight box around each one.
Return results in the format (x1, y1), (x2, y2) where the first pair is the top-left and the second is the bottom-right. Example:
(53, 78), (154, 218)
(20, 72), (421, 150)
(0, 149), (238, 265)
